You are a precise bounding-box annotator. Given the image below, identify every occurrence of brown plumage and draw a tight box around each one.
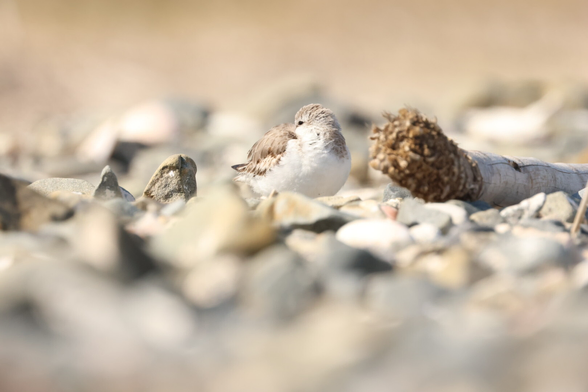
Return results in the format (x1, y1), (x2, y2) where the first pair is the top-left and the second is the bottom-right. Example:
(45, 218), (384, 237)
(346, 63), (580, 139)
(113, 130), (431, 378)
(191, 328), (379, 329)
(232, 123), (298, 176)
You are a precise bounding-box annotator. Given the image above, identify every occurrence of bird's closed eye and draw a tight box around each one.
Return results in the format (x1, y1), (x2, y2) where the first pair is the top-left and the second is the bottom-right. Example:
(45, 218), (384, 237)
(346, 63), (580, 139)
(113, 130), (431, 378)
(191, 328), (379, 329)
(297, 120), (304, 126)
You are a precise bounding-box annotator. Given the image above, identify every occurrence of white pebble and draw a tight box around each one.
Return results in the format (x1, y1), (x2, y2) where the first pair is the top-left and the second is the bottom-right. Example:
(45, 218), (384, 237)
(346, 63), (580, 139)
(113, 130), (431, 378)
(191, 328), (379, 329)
(336, 219), (412, 262)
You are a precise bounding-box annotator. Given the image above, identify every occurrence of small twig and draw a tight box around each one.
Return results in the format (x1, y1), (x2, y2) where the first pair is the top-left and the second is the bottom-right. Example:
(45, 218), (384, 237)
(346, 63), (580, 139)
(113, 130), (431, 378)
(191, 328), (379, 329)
(571, 180), (588, 237)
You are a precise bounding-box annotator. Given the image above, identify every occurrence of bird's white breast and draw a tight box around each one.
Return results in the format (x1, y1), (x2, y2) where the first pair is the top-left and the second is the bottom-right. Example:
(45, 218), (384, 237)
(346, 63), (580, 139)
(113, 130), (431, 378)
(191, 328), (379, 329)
(249, 131), (351, 198)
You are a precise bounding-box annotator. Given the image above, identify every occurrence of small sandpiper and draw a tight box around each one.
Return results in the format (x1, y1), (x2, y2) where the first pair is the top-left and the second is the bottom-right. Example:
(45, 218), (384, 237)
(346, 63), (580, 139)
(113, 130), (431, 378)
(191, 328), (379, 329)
(232, 104), (351, 198)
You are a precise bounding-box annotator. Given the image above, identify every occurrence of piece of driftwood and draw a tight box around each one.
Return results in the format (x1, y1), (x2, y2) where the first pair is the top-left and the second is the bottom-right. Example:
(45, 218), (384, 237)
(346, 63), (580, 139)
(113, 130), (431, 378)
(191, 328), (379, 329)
(369, 108), (588, 207)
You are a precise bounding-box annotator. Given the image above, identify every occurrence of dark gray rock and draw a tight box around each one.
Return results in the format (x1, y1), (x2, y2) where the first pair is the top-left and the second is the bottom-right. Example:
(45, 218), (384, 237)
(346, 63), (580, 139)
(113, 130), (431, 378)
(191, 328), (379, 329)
(383, 184), (413, 202)
(470, 208), (505, 227)
(396, 198), (452, 233)
(93, 165), (123, 200)
(143, 154), (197, 204)
(539, 191), (576, 223)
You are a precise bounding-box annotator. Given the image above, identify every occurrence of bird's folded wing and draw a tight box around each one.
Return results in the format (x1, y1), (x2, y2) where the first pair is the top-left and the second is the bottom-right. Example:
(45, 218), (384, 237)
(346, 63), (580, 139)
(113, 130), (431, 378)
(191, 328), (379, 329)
(234, 123), (297, 176)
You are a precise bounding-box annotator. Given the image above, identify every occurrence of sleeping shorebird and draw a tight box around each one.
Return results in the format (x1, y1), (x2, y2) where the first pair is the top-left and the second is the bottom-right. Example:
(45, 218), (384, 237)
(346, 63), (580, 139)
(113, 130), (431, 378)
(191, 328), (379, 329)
(232, 104), (351, 198)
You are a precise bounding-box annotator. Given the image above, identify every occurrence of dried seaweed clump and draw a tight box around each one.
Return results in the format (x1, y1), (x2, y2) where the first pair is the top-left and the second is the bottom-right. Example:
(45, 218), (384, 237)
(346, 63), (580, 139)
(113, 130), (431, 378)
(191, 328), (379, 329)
(369, 108), (482, 202)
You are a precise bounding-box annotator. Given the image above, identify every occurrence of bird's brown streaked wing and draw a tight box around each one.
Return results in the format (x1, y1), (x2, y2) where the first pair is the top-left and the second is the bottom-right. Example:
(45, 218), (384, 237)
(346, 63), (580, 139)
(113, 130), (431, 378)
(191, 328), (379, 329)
(236, 123), (297, 176)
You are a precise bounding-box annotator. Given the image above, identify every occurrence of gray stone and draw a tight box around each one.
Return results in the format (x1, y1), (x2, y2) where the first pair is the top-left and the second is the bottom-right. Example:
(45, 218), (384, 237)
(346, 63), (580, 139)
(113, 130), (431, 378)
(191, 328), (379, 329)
(424, 203), (468, 225)
(0, 174), (73, 231)
(570, 189), (583, 204)
(409, 223), (442, 244)
(500, 192), (546, 225)
(382, 184), (413, 202)
(73, 205), (158, 281)
(143, 154), (197, 204)
(468, 199), (493, 211)
(539, 191), (576, 223)
(243, 245), (318, 320)
(181, 255), (241, 308)
(151, 186), (275, 268)
(159, 199), (186, 216)
(397, 198), (453, 233)
(29, 177), (95, 197)
(93, 165), (123, 200)
(313, 234), (391, 301)
(120, 187), (136, 202)
(256, 192), (356, 233)
(336, 219), (412, 262)
(317, 234), (391, 276)
(477, 234), (569, 275)
(518, 218), (567, 233)
(445, 200), (484, 216)
(102, 198), (142, 221)
(364, 275), (443, 320)
(470, 208), (505, 227)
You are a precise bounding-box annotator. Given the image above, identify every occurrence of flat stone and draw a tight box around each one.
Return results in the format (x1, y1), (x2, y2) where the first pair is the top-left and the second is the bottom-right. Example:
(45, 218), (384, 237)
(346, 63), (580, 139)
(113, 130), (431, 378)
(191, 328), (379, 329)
(477, 234), (569, 275)
(424, 203), (468, 225)
(256, 192), (356, 233)
(409, 223), (441, 244)
(500, 192), (546, 225)
(336, 219), (412, 262)
(29, 177), (95, 197)
(151, 186), (276, 268)
(339, 200), (385, 219)
(382, 184), (413, 202)
(470, 209), (505, 227)
(539, 191), (576, 223)
(142, 154), (197, 204)
(364, 275), (442, 320)
(412, 246), (490, 289)
(316, 195), (361, 209)
(93, 165), (123, 200)
(316, 234), (391, 275)
(181, 255), (242, 308)
(1, 174), (73, 231)
(242, 245), (318, 320)
(518, 218), (567, 233)
(396, 198), (453, 233)
(314, 234), (391, 301)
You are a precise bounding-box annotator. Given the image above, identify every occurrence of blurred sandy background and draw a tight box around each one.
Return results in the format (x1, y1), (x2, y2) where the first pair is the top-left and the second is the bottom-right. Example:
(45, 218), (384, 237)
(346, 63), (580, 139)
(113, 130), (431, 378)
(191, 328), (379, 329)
(1, 0), (588, 135)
